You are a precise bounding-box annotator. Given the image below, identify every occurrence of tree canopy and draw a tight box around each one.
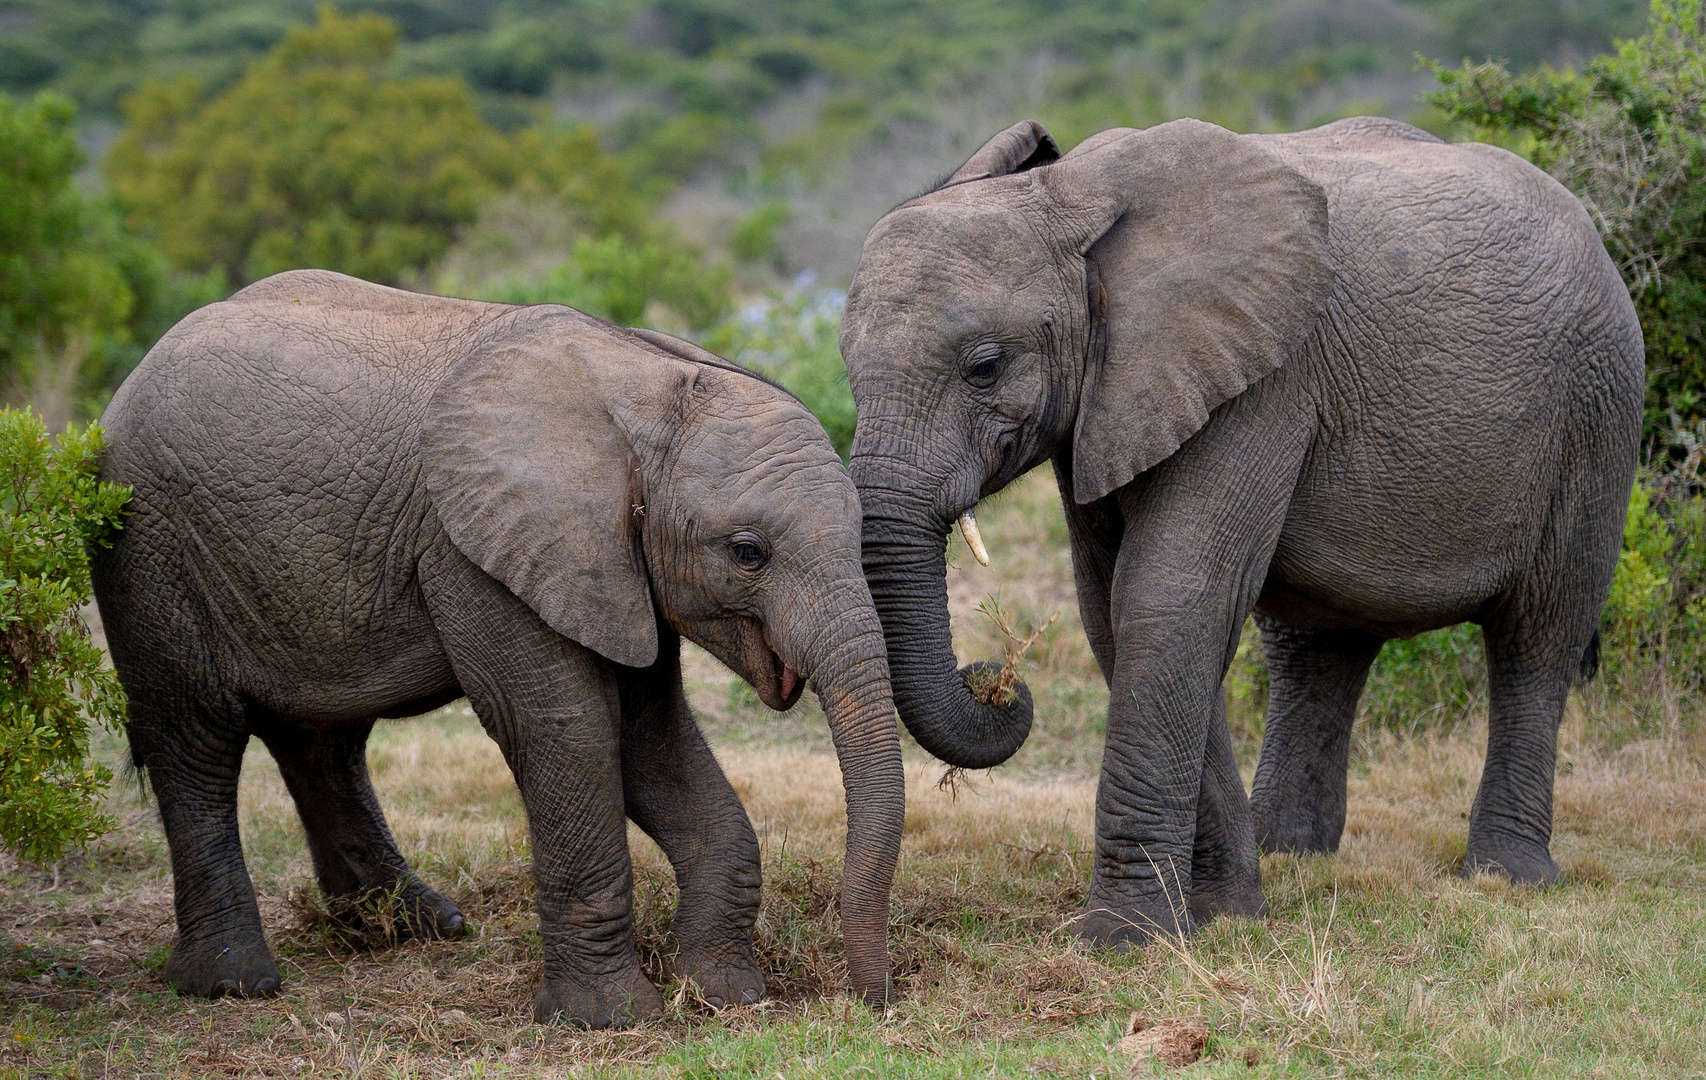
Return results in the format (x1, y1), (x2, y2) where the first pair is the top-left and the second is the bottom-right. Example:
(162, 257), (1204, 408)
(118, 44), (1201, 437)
(0, 92), (208, 428)
(106, 8), (518, 287)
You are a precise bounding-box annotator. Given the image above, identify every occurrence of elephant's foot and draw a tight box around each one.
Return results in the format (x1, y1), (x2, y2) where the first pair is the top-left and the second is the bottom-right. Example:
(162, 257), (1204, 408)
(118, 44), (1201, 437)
(534, 966), (664, 1029)
(1251, 800), (1343, 857)
(1463, 834), (1562, 886)
(323, 879), (467, 945)
(668, 946), (765, 1008)
(1078, 892), (1194, 949)
(394, 881), (467, 940)
(1188, 875), (1265, 925)
(165, 928), (282, 998)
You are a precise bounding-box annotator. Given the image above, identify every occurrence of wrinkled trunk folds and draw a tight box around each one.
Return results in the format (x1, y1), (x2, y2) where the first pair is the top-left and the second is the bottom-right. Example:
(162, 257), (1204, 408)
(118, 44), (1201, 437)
(860, 510), (1033, 770)
(808, 614), (906, 1005)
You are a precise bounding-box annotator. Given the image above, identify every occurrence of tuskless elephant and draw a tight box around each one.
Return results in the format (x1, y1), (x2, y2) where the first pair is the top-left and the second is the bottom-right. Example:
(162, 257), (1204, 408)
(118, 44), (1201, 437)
(841, 117), (1643, 945)
(92, 269), (904, 1027)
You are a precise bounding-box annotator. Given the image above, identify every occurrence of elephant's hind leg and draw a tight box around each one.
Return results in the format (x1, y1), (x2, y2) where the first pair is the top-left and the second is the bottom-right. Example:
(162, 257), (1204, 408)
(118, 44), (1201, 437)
(130, 690), (282, 998)
(1467, 464), (1621, 886)
(1248, 618), (1384, 855)
(616, 637), (765, 1009)
(1467, 602), (1586, 886)
(253, 719), (465, 943)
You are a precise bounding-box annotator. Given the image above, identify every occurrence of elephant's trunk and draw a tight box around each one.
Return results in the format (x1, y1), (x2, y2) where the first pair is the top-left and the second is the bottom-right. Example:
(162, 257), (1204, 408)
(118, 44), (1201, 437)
(798, 597), (906, 1006)
(856, 492), (1033, 769)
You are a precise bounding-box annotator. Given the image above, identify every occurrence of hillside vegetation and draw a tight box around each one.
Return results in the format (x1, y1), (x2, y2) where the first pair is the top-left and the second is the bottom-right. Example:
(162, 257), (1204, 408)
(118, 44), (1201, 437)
(3, 1), (1651, 283)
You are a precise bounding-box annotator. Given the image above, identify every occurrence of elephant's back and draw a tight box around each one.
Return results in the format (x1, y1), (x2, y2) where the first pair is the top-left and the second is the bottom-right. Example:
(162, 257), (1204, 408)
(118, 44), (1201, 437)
(103, 271), (514, 499)
(95, 272), (515, 705)
(1253, 122), (1625, 326)
(1252, 120), (1641, 410)
(105, 271), (510, 445)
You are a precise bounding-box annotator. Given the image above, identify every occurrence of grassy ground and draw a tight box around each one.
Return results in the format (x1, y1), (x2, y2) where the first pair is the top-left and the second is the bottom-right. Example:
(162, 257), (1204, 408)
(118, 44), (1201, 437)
(5, 470), (1705, 1078)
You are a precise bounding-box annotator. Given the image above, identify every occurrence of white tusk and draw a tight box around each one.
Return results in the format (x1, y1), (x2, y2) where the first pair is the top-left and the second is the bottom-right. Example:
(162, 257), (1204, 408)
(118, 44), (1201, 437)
(958, 510), (990, 567)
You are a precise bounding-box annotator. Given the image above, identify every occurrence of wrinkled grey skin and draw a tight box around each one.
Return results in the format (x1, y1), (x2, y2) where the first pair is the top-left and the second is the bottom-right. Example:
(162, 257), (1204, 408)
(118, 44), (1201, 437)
(93, 270), (904, 1027)
(842, 117), (1642, 946)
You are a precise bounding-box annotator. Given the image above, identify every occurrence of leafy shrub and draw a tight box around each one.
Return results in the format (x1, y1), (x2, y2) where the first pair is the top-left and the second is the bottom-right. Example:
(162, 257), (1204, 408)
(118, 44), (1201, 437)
(1597, 461), (1706, 695)
(484, 234), (732, 332)
(106, 7), (517, 287)
(730, 202), (792, 267)
(1428, 0), (1706, 437)
(0, 91), (215, 424)
(701, 284), (856, 457)
(0, 409), (129, 866)
(1360, 625), (1486, 735)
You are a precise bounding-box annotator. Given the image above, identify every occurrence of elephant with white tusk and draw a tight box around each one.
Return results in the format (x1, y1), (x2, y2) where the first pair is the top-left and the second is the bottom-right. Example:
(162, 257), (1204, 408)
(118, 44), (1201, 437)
(841, 116), (1643, 946)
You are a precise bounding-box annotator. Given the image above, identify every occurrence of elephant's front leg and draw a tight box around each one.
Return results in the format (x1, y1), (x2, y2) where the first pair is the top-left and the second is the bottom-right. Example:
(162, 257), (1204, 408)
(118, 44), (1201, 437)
(1081, 414), (1305, 947)
(616, 635), (765, 1008)
(1084, 594), (1232, 945)
(421, 546), (662, 1029)
(1056, 461), (1260, 926)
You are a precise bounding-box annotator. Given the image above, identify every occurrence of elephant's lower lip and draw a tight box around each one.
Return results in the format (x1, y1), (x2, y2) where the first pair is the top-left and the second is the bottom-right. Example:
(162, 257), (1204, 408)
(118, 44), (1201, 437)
(774, 651), (804, 707)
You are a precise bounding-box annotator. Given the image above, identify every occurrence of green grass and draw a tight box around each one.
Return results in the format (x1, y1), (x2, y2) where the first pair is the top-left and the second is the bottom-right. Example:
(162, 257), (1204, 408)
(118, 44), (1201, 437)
(4, 469), (1704, 1077)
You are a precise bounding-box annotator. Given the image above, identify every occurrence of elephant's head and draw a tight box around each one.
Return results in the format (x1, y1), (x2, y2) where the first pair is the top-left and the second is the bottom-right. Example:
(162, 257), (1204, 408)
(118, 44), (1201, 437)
(842, 119), (1333, 768)
(420, 311), (903, 1004)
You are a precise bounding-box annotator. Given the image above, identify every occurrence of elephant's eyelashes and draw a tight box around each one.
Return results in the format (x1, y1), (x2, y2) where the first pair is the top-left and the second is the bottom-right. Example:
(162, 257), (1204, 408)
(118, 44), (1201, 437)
(962, 343), (1006, 388)
(729, 537), (770, 570)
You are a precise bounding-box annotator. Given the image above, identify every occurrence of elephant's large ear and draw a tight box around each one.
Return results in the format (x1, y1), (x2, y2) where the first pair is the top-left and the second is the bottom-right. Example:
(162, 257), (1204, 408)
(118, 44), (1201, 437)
(1041, 119), (1333, 504)
(421, 310), (659, 668)
(944, 120), (1061, 185)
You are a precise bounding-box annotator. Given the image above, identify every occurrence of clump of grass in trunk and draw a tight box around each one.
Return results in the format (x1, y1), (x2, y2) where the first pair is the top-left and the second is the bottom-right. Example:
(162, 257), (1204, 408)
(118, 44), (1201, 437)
(948, 597), (1062, 793)
(964, 596), (1061, 708)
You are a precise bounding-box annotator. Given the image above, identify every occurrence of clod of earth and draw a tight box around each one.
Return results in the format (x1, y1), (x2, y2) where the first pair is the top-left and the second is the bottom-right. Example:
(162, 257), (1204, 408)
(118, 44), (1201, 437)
(1117, 1013), (1207, 1070)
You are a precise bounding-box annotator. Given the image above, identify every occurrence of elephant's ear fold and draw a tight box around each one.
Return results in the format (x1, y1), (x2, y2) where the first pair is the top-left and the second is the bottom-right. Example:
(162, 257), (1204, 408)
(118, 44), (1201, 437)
(421, 311), (658, 668)
(1043, 119), (1334, 504)
(944, 120), (1061, 185)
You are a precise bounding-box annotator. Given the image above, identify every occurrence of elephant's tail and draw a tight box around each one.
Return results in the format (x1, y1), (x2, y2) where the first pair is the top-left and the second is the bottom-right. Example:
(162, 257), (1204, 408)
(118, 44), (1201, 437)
(1577, 630), (1601, 684)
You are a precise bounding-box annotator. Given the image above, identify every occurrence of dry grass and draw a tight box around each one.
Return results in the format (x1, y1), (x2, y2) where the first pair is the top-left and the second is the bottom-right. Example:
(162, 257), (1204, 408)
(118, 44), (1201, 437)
(5, 470), (1706, 1077)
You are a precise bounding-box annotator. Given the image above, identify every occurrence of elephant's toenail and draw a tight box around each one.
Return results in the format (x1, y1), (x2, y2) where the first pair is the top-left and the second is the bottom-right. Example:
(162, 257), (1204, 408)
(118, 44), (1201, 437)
(252, 977), (280, 997)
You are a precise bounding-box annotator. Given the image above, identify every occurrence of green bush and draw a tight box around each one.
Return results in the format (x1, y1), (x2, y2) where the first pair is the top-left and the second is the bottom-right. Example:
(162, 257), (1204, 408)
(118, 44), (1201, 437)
(0, 91), (214, 424)
(106, 7), (518, 287)
(1361, 624), (1486, 735)
(0, 408), (130, 867)
(1597, 467), (1706, 693)
(700, 286), (856, 457)
(483, 234), (732, 333)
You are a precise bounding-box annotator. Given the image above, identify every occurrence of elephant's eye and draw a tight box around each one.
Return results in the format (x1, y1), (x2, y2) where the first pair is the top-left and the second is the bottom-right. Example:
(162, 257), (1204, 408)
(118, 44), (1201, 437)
(962, 343), (1006, 388)
(729, 537), (770, 571)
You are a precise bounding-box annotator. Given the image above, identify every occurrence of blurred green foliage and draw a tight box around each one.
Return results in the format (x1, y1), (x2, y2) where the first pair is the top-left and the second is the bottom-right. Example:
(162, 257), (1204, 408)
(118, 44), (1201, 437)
(0, 91), (219, 424)
(4, 1), (1651, 198)
(0, 409), (130, 866)
(1428, 0), (1706, 439)
(106, 8), (519, 287)
(1597, 458), (1706, 691)
(701, 285), (855, 456)
(483, 233), (731, 331)
(730, 202), (792, 268)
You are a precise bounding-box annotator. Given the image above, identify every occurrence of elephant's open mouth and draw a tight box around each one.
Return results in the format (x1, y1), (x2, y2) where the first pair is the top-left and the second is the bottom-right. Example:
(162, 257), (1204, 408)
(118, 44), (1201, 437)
(772, 649), (804, 709)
